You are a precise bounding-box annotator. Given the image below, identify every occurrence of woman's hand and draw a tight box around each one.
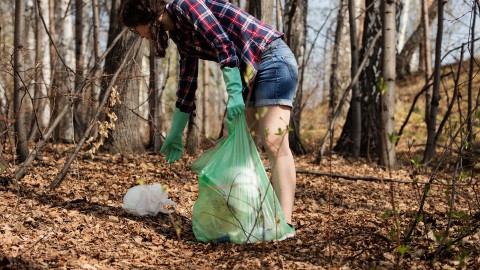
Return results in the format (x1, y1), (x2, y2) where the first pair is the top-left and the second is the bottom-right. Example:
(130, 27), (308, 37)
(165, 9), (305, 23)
(222, 67), (245, 119)
(160, 108), (190, 163)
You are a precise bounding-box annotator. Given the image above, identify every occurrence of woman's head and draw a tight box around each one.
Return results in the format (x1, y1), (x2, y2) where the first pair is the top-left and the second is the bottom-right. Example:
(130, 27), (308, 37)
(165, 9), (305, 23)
(121, 0), (170, 58)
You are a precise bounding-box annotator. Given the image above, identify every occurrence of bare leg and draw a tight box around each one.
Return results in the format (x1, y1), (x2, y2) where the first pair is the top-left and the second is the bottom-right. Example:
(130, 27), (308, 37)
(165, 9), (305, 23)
(257, 105), (296, 224)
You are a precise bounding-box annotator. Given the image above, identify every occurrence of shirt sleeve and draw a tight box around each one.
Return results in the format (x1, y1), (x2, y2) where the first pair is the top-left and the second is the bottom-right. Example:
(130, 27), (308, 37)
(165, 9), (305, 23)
(176, 56), (199, 113)
(170, 0), (239, 68)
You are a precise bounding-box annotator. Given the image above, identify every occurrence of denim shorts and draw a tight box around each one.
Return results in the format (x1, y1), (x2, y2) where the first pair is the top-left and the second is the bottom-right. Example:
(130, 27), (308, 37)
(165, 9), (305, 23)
(245, 38), (298, 108)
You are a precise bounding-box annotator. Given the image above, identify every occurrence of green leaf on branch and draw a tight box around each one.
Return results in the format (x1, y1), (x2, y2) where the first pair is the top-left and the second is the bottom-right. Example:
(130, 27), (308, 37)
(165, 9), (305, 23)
(388, 132), (400, 144)
(378, 77), (387, 94)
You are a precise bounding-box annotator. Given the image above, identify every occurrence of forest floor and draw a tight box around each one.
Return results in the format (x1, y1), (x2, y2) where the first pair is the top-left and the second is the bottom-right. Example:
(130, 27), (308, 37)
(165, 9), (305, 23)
(1, 142), (479, 269)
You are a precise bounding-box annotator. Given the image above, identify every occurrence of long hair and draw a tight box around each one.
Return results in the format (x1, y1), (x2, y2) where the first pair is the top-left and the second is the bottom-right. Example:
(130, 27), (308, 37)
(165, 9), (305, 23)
(121, 0), (169, 58)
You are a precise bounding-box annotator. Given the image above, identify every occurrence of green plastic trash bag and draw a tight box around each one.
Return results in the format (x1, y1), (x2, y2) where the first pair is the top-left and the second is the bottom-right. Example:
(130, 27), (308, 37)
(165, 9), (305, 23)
(191, 113), (294, 243)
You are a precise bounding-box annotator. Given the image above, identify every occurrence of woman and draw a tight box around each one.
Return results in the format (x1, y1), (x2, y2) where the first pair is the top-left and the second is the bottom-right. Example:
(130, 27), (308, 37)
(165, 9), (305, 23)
(121, 0), (298, 227)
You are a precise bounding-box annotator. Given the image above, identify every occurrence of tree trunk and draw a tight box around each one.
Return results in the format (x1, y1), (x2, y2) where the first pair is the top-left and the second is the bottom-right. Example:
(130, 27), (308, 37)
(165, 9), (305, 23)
(328, 0), (346, 153)
(276, 0), (283, 31)
(285, 0), (308, 155)
(153, 56), (167, 152)
(397, 0), (438, 78)
(55, 0), (75, 143)
(186, 110), (200, 156)
(149, 42), (166, 151)
(102, 0), (145, 154)
(379, 0), (397, 169)
(90, 0), (101, 138)
(30, 0), (52, 141)
(74, 0), (86, 141)
(14, 0), (29, 162)
(202, 61), (210, 138)
(422, 0), (444, 164)
(397, 0), (410, 51)
(348, 0), (361, 157)
(48, 0), (55, 80)
(422, 0), (433, 123)
(466, 1), (476, 164)
(335, 0), (383, 159)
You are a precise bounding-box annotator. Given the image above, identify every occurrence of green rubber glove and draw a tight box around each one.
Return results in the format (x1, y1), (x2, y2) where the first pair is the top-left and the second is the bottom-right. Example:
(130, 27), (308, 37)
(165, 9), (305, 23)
(222, 66), (245, 119)
(160, 108), (190, 163)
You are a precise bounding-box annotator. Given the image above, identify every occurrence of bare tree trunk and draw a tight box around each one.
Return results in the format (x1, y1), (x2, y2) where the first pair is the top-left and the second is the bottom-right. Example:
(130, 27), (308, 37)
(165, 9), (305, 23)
(153, 57), (167, 152)
(14, 0), (29, 162)
(348, 0), (361, 157)
(74, 0), (86, 141)
(379, 0), (397, 169)
(466, 0), (477, 163)
(334, 0), (383, 158)
(422, 0), (433, 123)
(102, 0), (145, 154)
(423, 0), (444, 164)
(285, 0), (308, 155)
(202, 61), (209, 138)
(397, 0), (438, 78)
(48, 0), (55, 80)
(55, 0), (75, 143)
(275, 0), (283, 31)
(30, 0), (52, 141)
(186, 111), (200, 156)
(328, 0), (346, 152)
(91, 0), (101, 138)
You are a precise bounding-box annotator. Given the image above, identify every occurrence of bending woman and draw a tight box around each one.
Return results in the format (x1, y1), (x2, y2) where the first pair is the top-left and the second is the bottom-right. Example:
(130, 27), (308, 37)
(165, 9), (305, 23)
(121, 0), (298, 226)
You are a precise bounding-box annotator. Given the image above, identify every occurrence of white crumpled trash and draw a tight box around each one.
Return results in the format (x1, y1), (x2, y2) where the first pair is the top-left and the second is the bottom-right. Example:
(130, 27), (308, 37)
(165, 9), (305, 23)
(123, 183), (176, 216)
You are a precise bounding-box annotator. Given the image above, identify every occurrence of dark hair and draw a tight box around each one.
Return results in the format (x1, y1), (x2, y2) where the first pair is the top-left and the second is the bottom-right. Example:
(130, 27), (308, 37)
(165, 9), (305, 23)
(121, 0), (170, 58)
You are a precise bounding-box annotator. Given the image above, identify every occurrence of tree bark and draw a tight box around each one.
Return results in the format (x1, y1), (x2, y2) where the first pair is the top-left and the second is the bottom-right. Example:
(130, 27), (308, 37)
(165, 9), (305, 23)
(285, 0), (308, 155)
(397, 0), (438, 78)
(328, 0), (346, 153)
(379, 0), (397, 169)
(74, 0), (86, 141)
(335, 0), (383, 159)
(466, 1), (476, 156)
(201, 61), (209, 138)
(422, 0), (444, 164)
(90, 0), (101, 138)
(422, 0), (433, 123)
(348, 0), (361, 157)
(102, 0), (145, 154)
(30, 0), (52, 141)
(14, 0), (29, 162)
(55, 0), (75, 143)
(186, 110), (200, 156)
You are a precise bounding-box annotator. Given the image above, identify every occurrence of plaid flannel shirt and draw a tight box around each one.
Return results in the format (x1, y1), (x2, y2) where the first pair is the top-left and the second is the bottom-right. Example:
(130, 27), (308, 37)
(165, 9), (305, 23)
(166, 0), (283, 113)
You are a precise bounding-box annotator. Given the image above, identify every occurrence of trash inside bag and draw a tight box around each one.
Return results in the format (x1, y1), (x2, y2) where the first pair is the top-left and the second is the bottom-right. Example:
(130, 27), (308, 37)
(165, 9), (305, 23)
(191, 114), (294, 243)
(123, 183), (176, 216)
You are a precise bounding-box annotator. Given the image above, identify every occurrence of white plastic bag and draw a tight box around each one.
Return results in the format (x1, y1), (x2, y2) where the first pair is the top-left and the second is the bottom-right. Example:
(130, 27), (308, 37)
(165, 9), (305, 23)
(123, 183), (176, 216)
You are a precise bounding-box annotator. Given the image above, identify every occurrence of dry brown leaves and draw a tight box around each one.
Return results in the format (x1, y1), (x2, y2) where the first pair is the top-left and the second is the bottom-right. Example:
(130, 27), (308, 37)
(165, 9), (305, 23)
(1, 144), (479, 269)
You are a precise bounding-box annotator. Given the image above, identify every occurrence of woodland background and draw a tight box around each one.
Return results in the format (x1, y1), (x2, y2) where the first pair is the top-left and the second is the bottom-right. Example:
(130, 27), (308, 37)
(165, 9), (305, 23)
(1, 0), (480, 269)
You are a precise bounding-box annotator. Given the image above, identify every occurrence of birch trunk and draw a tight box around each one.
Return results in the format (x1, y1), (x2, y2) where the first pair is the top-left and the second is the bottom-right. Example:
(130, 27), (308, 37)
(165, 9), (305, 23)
(379, 0), (397, 169)
(31, 0), (52, 141)
(56, 0), (75, 142)
(91, 0), (101, 134)
(14, 0), (29, 161)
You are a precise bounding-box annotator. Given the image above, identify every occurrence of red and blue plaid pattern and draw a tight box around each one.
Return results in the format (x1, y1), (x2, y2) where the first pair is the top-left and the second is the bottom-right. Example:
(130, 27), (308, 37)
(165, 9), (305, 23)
(166, 0), (283, 113)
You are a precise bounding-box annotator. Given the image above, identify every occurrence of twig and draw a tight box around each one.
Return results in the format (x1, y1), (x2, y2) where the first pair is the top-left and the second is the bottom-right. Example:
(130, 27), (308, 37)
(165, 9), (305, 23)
(295, 169), (477, 186)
